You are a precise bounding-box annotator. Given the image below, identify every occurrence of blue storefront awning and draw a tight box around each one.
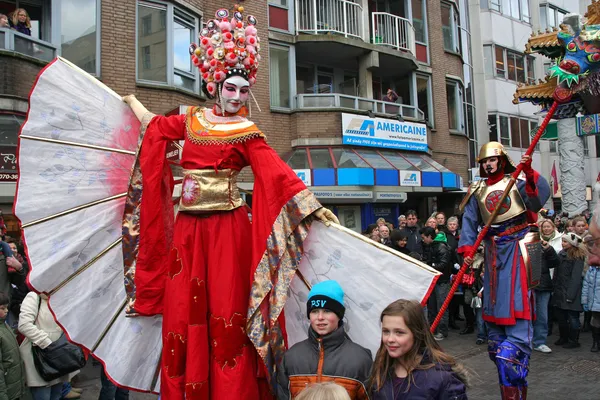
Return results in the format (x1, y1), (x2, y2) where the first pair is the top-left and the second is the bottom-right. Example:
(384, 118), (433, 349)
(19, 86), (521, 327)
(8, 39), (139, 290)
(286, 147), (463, 191)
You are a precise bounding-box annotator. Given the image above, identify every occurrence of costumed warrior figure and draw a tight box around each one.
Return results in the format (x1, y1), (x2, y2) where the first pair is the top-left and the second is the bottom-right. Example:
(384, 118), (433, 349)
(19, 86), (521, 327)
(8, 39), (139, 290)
(121, 6), (338, 399)
(458, 142), (550, 400)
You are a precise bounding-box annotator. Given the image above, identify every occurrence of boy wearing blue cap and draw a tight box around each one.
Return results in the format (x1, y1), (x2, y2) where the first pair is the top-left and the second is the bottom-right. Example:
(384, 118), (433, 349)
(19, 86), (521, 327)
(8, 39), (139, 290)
(276, 280), (372, 399)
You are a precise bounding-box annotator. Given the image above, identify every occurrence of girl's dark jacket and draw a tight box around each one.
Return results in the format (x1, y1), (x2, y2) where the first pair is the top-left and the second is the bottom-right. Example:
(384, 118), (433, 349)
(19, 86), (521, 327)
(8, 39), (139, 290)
(552, 250), (584, 311)
(535, 245), (560, 292)
(371, 352), (468, 400)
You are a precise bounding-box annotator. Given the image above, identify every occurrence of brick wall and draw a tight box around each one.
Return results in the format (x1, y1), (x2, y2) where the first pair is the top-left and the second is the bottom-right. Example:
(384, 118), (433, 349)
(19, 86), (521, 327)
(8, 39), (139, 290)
(0, 55), (44, 99)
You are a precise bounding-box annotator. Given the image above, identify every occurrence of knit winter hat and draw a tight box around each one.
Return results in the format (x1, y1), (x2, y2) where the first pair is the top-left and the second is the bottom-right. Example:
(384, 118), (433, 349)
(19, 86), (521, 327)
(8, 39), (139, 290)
(563, 232), (583, 248)
(306, 280), (345, 320)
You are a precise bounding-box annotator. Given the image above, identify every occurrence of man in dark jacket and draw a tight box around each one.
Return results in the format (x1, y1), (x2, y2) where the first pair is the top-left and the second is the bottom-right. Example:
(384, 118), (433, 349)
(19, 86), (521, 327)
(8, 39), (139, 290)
(276, 280), (372, 399)
(421, 227), (453, 340)
(401, 210), (422, 255)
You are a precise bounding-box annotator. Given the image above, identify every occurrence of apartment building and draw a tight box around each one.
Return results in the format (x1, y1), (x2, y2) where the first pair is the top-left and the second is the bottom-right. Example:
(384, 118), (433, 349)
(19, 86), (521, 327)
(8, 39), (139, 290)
(0, 0), (475, 236)
(472, 0), (596, 211)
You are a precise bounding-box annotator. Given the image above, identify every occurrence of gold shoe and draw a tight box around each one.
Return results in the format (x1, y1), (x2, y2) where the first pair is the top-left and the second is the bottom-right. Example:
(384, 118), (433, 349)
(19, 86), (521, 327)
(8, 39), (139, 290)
(64, 390), (81, 399)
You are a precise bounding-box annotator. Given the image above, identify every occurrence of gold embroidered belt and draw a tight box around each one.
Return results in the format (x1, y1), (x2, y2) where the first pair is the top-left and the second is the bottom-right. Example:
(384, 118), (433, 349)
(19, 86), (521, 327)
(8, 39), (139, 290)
(178, 168), (243, 213)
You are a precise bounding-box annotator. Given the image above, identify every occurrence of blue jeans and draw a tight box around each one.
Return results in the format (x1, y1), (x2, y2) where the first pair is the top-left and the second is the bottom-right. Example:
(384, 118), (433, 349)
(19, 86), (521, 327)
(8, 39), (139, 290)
(476, 306), (486, 340)
(99, 367), (129, 400)
(434, 282), (449, 336)
(31, 384), (63, 400)
(533, 291), (551, 347)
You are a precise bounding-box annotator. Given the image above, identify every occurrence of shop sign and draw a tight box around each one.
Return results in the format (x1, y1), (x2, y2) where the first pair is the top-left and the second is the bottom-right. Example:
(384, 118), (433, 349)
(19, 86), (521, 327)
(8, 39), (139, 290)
(294, 169), (312, 186)
(312, 190), (373, 200)
(341, 113), (428, 152)
(399, 170), (421, 187)
(375, 192), (408, 202)
(0, 146), (18, 182)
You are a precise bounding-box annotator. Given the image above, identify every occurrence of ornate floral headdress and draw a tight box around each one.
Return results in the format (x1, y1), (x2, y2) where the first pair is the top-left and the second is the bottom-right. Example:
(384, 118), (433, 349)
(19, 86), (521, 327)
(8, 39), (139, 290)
(189, 5), (260, 99)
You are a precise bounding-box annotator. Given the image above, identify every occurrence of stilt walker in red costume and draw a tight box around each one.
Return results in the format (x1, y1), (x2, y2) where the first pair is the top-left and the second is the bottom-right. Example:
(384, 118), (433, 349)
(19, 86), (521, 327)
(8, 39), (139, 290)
(458, 142), (550, 400)
(122, 5), (338, 398)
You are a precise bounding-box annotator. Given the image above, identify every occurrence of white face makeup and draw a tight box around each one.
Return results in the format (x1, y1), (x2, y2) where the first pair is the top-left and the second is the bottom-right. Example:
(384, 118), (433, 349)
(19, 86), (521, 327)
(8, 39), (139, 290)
(220, 75), (250, 114)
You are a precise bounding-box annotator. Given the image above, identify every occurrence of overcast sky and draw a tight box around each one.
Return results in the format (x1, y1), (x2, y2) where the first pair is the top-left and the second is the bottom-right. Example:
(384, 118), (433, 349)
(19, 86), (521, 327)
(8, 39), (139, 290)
(61, 0), (96, 43)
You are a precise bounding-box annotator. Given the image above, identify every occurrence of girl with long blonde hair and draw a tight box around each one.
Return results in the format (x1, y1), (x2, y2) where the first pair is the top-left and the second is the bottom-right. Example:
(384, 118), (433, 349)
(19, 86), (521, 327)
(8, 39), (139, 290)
(10, 8), (31, 36)
(369, 300), (468, 399)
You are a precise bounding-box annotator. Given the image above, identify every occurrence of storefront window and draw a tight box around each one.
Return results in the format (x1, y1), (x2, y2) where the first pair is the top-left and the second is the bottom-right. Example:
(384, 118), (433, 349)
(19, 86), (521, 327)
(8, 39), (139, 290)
(379, 152), (418, 170)
(332, 149), (369, 168)
(0, 114), (24, 182)
(355, 150), (394, 169)
(309, 148), (335, 168)
(286, 149), (310, 169)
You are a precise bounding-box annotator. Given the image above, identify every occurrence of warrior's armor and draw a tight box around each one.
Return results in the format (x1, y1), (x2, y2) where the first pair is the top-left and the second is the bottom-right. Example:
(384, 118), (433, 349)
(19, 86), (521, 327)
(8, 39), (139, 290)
(458, 142), (550, 400)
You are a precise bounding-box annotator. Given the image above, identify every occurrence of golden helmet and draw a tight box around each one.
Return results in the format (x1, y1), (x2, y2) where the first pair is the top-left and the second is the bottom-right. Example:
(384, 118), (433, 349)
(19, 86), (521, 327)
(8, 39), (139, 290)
(477, 141), (516, 177)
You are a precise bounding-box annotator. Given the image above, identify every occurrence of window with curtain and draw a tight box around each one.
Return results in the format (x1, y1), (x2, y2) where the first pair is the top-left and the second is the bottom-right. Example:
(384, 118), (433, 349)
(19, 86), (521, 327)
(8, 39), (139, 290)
(499, 115), (510, 146)
(61, 0), (99, 75)
(495, 46), (505, 77)
(540, 4), (567, 29)
(484, 45), (494, 78)
(136, 1), (200, 93)
(269, 45), (291, 108)
(417, 74), (433, 125)
(412, 0), (425, 43)
(446, 80), (464, 132)
(441, 2), (459, 53)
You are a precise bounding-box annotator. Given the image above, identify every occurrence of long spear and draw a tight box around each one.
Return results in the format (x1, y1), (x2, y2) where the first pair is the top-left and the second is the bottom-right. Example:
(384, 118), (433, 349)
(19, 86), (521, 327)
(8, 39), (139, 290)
(430, 100), (560, 333)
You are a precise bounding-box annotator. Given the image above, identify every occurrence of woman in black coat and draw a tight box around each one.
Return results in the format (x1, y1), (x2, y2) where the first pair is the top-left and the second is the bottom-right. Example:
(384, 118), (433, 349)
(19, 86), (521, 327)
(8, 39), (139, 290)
(552, 233), (586, 349)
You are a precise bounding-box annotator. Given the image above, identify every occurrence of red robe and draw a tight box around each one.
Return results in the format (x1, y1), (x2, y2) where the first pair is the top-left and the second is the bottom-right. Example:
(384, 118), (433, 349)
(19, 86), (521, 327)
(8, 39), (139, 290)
(122, 107), (321, 399)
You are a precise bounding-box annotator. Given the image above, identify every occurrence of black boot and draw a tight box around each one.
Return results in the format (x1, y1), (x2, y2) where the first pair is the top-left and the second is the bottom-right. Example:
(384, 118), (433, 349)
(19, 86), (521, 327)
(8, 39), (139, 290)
(554, 323), (569, 346)
(583, 312), (592, 333)
(591, 327), (600, 352)
(460, 325), (474, 335)
(563, 328), (581, 349)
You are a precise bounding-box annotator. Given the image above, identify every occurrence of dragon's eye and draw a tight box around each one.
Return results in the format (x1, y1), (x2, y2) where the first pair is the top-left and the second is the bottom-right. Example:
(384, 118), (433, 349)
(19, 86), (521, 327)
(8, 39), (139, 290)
(588, 53), (600, 63)
(567, 42), (577, 52)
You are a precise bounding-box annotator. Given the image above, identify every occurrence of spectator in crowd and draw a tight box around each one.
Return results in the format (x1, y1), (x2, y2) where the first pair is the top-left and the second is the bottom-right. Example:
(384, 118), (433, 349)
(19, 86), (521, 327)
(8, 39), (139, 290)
(553, 233), (586, 349)
(0, 291), (29, 400)
(10, 8), (31, 36)
(382, 89), (398, 103)
(277, 281), (372, 400)
(447, 217), (460, 240)
(540, 219), (562, 336)
(582, 237), (600, 353)
(295, 382), (351, 400)
(376, 218), (387, 227)
(0, 14), (9, 28)
(435, 212), (446, 228)
(425, 218), (438, 230)
(421, 227), (452, 340)
(390, 230), (408, 253)
(368, 300), (468, 399)
(401, 211), (422, 255)
(553, 214), (564, 232)
(365, 224), (380, 243)
(5, 238), (29, 330)
(397, 215), (406, 229)
(582, 209), (592, 224)
(471, 248), (486, 345)
(99, 365), (128, 400)
(379, 225), (392, 247)
(532, 239), (560, 353)
(566, 219), (574, 233)
(573, 216), (588, 237)
(390, 230), (410, 255)
(19, 292), (80, 400)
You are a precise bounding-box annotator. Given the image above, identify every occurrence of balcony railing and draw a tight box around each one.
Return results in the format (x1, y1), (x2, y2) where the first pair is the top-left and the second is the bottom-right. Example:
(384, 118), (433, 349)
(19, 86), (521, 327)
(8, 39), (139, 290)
(295, 0), (364, 40)
(296, 93), (425, 120)
(0, 29), (58, 63)
(371, 12), (416, 55)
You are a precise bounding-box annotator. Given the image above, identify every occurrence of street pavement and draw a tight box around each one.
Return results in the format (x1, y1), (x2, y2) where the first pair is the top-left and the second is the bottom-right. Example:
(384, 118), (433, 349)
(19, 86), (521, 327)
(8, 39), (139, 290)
(71, 326), (598, 399)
